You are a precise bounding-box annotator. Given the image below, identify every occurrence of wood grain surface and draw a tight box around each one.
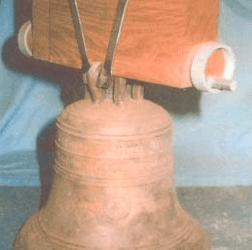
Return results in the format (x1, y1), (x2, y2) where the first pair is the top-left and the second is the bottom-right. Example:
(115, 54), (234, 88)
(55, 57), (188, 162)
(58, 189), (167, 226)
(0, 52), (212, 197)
(113, 0), (219, 87)
(32, 0), (50, 61)
(31, 0), (220, 88)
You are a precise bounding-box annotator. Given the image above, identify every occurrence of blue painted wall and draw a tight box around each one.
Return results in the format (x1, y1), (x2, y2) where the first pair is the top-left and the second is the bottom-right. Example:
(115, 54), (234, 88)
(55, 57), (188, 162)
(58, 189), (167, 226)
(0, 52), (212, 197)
(0, 0), (251, 186)
(174, 0), (252, 186)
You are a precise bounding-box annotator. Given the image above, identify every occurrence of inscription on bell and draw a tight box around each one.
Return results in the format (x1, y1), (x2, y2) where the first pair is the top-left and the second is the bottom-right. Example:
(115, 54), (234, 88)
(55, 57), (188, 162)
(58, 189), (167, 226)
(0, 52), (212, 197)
(56, 128), (170, 159)
(116, 135), (170, 157)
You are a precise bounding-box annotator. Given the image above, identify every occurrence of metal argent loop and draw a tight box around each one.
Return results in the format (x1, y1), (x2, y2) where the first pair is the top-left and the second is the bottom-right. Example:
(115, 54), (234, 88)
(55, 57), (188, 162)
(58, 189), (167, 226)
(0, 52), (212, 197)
(17, 21), (32, 57)
(86, 62), (103, 102)
(191, 42), (236, 93)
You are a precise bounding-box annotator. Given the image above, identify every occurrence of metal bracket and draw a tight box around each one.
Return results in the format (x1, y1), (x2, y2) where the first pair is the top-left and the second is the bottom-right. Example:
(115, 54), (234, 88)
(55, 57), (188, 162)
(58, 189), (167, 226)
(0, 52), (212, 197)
(69, 0), (144, 104)
(69, 0), (91, 73)
(103, 0), (129, 77)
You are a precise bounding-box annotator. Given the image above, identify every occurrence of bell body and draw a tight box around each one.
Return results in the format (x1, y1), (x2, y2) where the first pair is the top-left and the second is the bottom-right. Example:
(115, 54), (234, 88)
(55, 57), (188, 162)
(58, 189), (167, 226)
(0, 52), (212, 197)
(14, 98), (210, 250)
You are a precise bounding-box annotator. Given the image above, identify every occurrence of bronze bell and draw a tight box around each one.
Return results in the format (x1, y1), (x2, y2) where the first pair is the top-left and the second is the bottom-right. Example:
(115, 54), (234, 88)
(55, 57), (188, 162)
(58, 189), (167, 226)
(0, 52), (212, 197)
(14, 0), (239, 247)
(14, 62), (210, 250)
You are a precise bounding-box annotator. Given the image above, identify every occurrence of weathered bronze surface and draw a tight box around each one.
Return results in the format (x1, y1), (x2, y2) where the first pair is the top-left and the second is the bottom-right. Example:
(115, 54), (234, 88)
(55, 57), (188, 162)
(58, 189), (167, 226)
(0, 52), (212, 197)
(14, 75), (210, 249)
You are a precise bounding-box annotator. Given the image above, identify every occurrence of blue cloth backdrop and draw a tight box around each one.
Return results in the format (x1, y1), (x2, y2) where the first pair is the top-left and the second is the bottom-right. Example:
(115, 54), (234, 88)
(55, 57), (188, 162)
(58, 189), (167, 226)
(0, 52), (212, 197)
(0, 0), (251, 186)
(0, 0), (63, 185)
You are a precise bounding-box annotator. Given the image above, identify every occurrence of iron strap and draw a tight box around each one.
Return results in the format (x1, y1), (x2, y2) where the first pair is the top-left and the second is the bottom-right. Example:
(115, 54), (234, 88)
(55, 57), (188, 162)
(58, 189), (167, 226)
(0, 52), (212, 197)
(104, 0), (129, 76)
(68, 0), (91, 72)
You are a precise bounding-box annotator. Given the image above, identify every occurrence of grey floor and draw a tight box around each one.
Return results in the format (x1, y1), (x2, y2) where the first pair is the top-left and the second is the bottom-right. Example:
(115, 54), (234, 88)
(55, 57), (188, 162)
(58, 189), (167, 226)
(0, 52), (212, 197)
(0, 186), (251, 250)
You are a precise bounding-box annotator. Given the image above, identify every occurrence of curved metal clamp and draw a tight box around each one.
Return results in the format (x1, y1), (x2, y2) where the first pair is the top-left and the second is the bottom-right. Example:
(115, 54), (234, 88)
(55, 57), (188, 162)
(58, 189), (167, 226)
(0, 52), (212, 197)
(83, 62), (113, 102)
(191, 42), (236, 93)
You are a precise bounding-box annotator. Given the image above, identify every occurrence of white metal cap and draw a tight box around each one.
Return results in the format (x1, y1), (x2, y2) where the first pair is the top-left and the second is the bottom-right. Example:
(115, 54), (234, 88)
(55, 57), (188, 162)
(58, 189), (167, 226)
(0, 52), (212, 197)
(17, 21), (32, 57)
(191, 42), (236, 93)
